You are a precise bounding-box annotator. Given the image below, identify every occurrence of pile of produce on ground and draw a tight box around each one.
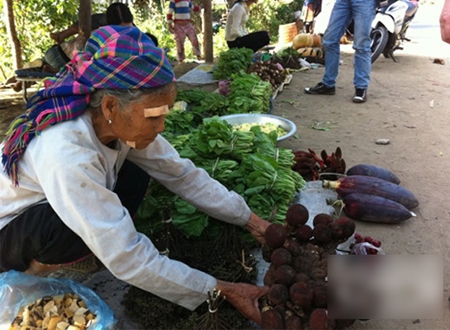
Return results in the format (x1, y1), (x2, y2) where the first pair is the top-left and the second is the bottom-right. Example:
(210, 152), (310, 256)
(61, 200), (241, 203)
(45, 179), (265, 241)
(246, 60), (287, 91)
(292, 33), (324, 64)
(259, 203), (360, 329)
(213, 48), (254, 80)
(123, 223), (258, 329)
(9, 293), (96, 330)
(323, 164), (419, 224)
(292, 147), (346, 181)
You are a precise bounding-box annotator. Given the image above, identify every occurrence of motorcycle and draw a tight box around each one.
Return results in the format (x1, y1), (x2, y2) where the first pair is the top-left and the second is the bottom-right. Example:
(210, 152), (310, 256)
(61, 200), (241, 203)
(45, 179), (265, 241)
(370, 0), (419, 63)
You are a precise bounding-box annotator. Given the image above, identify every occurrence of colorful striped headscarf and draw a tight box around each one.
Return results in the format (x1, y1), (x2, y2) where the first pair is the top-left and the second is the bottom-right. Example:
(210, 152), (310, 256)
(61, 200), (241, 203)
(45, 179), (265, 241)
(2, 25), (175, 185)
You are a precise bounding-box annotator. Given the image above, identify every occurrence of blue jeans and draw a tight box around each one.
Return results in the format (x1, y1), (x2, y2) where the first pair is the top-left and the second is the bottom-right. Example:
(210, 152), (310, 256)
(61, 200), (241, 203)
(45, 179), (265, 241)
(322, 0), (376, 89)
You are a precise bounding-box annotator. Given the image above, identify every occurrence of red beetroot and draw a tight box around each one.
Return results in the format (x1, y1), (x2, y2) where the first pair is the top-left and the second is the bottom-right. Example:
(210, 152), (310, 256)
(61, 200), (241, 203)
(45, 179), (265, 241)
(289, 281), (314, 307)
(270, 248), (292, 268)
(275, 265), (297, 287)
(335, 217), (356, 239)
(313, 224), (332, 244)
(286, 203), (309, 227)
(296, 225), (313, 242)
(268, 284), (289, 306)
(313, 213), (334, 226)
(309, 308), (334, 330)
(327, 222), (343, 240)
(265, 223), (287, 249)
(261, 306), (284, 330)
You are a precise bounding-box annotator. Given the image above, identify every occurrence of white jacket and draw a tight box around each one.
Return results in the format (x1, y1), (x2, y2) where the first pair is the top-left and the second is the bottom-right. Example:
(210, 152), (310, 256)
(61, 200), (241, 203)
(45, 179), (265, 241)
(225, 2), (250, 41)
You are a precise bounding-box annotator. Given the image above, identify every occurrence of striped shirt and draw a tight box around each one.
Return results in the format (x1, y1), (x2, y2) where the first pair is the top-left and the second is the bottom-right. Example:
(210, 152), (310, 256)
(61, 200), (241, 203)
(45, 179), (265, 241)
(167, 0), (199, 23)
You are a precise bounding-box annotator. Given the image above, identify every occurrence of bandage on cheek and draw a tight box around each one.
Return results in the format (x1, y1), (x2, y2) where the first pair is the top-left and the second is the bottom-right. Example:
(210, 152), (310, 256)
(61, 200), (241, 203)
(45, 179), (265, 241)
(126, 141), (136, 148)
(144, 105), (170, 117)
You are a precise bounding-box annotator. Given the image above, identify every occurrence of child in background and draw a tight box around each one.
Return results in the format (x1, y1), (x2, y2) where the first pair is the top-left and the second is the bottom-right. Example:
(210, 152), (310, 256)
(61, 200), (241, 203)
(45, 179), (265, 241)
(167, 0), (204, 64)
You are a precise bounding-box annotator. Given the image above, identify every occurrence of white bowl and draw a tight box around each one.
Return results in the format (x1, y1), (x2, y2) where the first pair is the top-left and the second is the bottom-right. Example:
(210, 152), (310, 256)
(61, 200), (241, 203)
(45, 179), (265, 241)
(220, 114), (297, 142)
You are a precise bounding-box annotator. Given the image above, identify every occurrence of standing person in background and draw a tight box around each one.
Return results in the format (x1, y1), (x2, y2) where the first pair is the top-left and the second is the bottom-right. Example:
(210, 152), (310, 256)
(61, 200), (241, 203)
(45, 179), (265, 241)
(167, 0), (203, 65)
(304, 0), (376, 103)
(225, 0), (270, 53)
(440, 0), (450, 43)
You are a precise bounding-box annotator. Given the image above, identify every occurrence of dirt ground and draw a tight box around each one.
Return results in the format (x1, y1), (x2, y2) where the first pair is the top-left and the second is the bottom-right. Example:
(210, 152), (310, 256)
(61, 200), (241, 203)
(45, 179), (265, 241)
(1, 1), (450, 329)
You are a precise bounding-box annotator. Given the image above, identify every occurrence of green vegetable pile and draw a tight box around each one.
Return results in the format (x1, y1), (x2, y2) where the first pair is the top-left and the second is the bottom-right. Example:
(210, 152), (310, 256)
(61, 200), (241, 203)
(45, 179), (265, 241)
(227, 71), (273, 114)
(213, 48), (254, 80)
(136, 117), (306, 239)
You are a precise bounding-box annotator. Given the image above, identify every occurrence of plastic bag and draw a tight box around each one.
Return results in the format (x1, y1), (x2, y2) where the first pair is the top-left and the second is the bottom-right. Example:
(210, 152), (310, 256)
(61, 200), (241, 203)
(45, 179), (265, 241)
(351, 242), (386, 255)
(0, 270), (116, 329)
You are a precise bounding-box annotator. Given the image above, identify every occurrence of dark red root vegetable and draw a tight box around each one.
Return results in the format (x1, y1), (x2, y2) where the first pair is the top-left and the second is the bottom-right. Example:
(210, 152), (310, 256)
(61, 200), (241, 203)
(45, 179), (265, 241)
(346, 163), (401, 184)
(296, 224), (313, 242)
(323, 175), (418, 210)
(343, 193), (414, 224)
(284, 312), (304, 330)
(313, 213), (334, 226)
(335, 217), (356, 239)
(263, 264), (277, 287)
(309, 308), (334, 330)
(327, 221), (343, 239)
(295, 272), (310, 283)
(313, 283), (328, 308)
(270, 247), (293, 268)
(289, 281), (314, 307)
(265, 223), (288, 249)
(275, 264), (297, 287)
(268, 284), (289, 306)
(285, 238), (302, 256)
(261, 306), (285, 330)
(262, 244), (275, 262)
(313, 224), (333, 244)
(286, 203), (309, 227)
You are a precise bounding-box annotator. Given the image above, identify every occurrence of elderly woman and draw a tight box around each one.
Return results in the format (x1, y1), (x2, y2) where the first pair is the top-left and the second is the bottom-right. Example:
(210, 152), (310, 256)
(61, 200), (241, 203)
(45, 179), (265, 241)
(0, 25), (270, 324)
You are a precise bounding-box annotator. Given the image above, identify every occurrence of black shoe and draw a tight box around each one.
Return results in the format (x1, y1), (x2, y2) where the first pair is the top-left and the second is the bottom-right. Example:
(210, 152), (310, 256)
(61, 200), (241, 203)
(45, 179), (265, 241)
(304, 82), (336, 95)
(353, 88), (367, 103)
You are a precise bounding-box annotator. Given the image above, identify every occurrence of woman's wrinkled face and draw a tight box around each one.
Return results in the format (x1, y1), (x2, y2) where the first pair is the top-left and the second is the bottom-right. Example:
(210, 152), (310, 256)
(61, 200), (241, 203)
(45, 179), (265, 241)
(110, 88), (176, 149)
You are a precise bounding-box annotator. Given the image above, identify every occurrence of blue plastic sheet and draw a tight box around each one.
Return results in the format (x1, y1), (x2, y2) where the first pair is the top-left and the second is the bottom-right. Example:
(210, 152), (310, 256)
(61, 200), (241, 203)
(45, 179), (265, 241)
(0, 270), (116, 329)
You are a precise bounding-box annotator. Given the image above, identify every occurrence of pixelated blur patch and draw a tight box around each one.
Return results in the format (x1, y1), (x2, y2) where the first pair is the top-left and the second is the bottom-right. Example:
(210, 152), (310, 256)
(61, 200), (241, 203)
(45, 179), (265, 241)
(328, 255), (443, 319)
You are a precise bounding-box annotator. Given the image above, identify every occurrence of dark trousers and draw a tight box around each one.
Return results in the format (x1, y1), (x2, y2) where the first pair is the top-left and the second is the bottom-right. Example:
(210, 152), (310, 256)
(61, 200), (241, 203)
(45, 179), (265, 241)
(0, 160), (150, 272)
(227, 31), (270, 53)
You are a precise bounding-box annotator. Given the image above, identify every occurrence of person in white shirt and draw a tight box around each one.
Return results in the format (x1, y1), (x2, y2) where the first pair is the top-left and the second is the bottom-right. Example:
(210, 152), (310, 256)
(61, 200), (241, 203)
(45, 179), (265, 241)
(224, 0), (270, 52)
(0, 25), (270, 325)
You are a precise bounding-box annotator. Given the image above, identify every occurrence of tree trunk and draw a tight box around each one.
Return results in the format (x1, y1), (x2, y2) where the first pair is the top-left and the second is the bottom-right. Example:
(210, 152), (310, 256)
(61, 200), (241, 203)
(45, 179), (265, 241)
(3, 0), (23, 70)
(202, 0), (213, 63)
(76, 0), (92, 49)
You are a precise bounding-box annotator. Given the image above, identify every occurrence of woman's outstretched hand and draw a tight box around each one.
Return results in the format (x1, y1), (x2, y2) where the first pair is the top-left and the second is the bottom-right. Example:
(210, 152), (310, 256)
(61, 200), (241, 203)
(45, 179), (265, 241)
(244, 212), (271, 245)
(216, 280), (269, 325)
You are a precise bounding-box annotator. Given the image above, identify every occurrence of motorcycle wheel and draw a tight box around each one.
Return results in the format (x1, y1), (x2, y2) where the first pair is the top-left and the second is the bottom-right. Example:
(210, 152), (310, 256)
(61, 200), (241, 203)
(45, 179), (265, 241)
(370, 26), (389, 63)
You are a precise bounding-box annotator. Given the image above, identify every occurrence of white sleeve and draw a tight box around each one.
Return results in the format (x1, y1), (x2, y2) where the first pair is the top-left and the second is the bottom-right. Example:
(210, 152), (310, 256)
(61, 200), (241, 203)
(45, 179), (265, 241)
(126, 135), (252, 226)
(30, 135), (217, 310)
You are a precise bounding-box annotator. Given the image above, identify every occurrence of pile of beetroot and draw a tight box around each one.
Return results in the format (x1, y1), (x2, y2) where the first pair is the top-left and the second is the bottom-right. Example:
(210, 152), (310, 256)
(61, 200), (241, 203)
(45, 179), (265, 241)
(259, 203), (358, 330)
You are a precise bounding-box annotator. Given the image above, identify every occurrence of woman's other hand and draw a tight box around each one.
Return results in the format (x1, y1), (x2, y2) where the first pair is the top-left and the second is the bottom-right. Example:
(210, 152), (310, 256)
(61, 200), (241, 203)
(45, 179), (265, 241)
(244, 212), (271, 245)
(216, 280), (269, 325)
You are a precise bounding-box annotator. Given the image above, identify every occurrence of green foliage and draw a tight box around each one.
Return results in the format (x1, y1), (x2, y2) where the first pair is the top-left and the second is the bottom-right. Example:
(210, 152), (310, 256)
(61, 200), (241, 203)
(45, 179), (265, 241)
(0, 0), (302, 79)
(247, 0), (304, 43)
(0, 0), (106, 78)
(213, 48), (253, 80)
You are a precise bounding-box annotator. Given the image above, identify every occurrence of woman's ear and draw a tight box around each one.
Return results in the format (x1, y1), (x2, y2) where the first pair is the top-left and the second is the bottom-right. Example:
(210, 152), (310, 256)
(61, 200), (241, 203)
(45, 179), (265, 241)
(101, 95), (119, 121)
